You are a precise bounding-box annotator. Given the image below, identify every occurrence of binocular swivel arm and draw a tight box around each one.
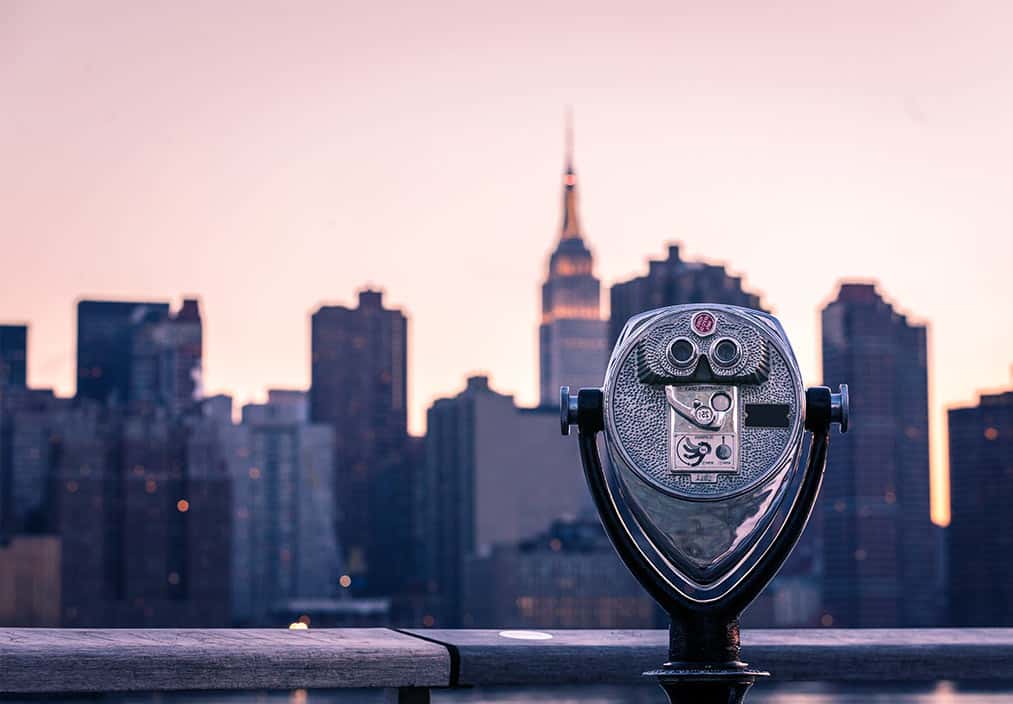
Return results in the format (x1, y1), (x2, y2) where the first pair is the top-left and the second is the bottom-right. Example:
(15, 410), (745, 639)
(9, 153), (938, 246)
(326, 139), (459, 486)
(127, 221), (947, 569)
(562, 384), (846, 617)
(559, 304), (849, 704)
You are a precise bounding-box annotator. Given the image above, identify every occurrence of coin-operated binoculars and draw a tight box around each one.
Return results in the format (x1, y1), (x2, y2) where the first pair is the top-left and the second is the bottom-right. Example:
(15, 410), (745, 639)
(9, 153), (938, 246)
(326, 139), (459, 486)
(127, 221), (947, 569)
(561, 305), (848, 704)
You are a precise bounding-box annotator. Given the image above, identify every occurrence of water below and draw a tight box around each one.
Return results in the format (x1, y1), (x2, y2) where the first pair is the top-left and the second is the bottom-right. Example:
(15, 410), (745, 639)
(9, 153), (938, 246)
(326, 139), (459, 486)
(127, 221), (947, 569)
(12, 684), (1012, 704)
(433, 682), (1013, 702)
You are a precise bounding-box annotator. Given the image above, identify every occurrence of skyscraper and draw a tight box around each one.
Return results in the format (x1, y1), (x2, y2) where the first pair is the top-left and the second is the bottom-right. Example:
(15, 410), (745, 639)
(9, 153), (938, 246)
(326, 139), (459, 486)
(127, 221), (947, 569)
(77, 298), (202, 412)
(0, 325), (27, 389)
(77, 300), (170, 405)
(422, 375), (591, 626)
(947, 388), (1013, 626)
(820, 283), (939, 627)
(229, 390), (338, 625)
(609, 244), (766, 348)
(53, 409), (232, 626)
(309, 289), (412, 599)
(0, 388), (72, 538)
(130, 299), (203, 414)
(538, 120), (607, 405)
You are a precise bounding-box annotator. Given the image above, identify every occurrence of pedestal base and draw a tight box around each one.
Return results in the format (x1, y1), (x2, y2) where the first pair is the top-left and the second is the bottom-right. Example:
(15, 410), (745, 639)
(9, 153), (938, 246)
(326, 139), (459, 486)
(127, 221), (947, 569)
(645, 664), (769, 704)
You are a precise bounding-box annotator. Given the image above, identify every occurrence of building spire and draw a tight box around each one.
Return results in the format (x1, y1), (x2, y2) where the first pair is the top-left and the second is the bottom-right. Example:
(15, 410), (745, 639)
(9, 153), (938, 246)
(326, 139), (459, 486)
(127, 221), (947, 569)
(564, 106), (574, 173)
(561, 107), (581, 240)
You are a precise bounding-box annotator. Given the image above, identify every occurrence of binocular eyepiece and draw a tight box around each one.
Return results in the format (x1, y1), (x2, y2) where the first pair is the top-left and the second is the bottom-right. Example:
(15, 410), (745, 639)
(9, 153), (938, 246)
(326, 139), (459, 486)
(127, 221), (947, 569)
(561, 304), (848, 704)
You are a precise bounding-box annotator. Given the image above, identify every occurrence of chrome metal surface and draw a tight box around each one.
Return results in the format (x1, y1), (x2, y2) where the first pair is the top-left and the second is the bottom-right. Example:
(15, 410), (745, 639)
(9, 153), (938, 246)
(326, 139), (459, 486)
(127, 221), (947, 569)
(831, 384), (849, 433)
(597, 304), (808, 602)
(560, 385), (578, 436)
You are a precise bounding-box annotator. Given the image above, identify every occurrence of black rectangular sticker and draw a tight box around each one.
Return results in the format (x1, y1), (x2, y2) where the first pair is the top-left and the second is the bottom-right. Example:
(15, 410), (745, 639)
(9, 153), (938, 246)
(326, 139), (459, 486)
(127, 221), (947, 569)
(744, 403), (790, 428)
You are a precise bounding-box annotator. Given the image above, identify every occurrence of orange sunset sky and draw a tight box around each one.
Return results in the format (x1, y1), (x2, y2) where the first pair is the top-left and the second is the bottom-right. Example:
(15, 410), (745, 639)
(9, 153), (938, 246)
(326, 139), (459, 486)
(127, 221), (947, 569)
(3, 1), (1013, 526)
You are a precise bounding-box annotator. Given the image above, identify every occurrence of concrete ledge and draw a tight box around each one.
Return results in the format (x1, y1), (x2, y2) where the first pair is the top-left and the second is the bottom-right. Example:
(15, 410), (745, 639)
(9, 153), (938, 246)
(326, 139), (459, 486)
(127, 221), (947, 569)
(403, 628), (1013, 685)
(0, 628), (451, 693)
(3, 628), (1013, 693)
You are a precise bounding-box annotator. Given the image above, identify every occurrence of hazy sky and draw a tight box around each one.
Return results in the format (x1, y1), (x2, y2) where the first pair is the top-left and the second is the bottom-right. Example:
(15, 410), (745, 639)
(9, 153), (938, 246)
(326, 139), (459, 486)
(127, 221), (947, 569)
(4, 1), (1012, 525)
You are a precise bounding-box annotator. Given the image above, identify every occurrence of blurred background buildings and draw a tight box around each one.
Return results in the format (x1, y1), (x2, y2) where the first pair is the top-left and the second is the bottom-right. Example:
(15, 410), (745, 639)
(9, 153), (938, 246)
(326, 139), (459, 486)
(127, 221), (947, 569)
(0, 129), (1009, 630)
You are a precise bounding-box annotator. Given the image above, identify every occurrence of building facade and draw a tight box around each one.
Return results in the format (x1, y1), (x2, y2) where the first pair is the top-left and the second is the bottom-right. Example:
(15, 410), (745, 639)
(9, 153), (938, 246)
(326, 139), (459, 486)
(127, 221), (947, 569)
(309, 289), (413, 599)
(0, 535), (60, 626)
(947, 389), (1013, 626)
(538, 128), (607, 405)
(0, 388), (72, 538)
(77, 300), (170, 405)
(229, 390), (338, 625)
(422, 375), (592, 626)
(130, 299), (203, 414)
(609, 244), (765, 348)
(463, 516), (657, 629)
(0, 325), (27, 389)
(77, 298), (201, 413)
(820, 283), (939, 627)
(52, 409), (232, 627)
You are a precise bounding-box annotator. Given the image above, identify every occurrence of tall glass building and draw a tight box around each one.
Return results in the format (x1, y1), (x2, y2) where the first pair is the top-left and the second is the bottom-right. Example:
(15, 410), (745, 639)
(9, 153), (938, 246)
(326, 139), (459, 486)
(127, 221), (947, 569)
(0, 325), (27, 389)
(820, 283), (940, 626)
(947, 388), (1013, 626)
(309, 289), (413, 601)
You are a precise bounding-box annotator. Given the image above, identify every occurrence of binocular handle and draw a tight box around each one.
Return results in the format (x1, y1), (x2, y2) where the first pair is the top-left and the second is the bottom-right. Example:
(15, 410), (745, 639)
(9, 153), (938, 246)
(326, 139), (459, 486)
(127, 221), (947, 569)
(805, 384), (850, 434)
(560, 385), (604, 436)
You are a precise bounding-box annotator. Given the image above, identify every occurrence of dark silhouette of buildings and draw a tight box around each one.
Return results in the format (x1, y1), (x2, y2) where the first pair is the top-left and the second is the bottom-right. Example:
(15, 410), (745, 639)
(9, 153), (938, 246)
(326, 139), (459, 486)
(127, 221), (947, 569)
(0, 325), (27, 388)
(130, 299), (203, 414)
(309, 289), (414, 601)
(538, 122), (607, 405)
(0, 534), (60, 625)
(947, 388), (1013, 626)
(0, 388), (71, 538)
(77, 299), (202, 412)
(52, 409), (232, 626)
(0, 325), (66, 627)
(228, 390), (338, 625)
(76, 301), (170, 405)
(463, 516), (658, 628)
(608, 244), (766, 348)
(820, 283), (939, 627)
(422, 375), (592, 626)
(3, 299), (227, 627)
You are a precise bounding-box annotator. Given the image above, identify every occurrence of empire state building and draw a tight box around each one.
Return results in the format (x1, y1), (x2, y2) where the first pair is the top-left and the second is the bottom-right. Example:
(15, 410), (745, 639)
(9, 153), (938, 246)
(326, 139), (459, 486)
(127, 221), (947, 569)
(538, 123), (608, 406)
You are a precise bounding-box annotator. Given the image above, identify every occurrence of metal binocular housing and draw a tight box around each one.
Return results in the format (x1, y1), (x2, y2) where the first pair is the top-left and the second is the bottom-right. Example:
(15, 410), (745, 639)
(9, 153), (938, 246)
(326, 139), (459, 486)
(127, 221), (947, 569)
(561, 304), (848, 704)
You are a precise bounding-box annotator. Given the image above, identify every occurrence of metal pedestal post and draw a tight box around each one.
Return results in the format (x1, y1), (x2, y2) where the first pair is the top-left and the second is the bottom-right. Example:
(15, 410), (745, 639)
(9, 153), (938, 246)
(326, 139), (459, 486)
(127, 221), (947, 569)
(644, 614), (767, 703)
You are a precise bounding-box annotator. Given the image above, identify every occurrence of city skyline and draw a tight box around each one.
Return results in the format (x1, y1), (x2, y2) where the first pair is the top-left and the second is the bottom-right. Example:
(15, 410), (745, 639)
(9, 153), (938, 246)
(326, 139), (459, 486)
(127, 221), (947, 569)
(2, 270), (998, 529)
(6, 2), (1013, 529)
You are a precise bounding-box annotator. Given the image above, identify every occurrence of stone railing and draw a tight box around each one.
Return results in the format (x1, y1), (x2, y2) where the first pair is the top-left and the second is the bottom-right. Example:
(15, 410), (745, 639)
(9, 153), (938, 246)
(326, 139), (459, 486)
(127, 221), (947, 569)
(3, 628), (1012, 702)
